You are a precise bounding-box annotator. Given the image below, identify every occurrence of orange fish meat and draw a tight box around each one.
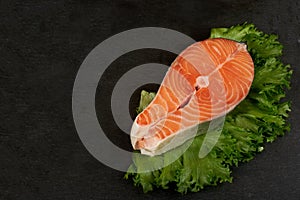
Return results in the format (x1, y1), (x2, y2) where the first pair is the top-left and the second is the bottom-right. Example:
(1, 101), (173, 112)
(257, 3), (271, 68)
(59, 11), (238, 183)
(130, 38), (254, 156)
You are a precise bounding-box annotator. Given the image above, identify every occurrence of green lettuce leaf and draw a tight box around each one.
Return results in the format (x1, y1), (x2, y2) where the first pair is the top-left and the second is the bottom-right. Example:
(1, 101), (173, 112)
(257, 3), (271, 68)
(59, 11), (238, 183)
(136, 90), (156, 114)
(125, 23), (292, 193)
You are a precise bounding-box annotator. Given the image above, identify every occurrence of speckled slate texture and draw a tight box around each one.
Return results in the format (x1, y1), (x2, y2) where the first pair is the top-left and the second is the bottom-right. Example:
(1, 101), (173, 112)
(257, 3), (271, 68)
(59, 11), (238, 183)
(0, 0), (299, 199)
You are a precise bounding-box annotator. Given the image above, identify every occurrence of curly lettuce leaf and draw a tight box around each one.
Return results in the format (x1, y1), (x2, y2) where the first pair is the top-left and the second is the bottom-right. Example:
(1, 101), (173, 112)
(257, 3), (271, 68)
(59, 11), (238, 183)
(125, 23), (292, 193)
(136, 90), (156, 114)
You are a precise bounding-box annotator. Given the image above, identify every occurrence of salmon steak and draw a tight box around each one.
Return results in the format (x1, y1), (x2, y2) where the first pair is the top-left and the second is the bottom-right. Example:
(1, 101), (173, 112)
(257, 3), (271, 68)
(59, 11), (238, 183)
(130, 38), (254, 156)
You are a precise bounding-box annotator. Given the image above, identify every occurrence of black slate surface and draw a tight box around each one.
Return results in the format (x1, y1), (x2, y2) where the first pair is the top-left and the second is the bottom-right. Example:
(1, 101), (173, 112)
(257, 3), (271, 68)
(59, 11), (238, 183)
(1, 0), (300, 199)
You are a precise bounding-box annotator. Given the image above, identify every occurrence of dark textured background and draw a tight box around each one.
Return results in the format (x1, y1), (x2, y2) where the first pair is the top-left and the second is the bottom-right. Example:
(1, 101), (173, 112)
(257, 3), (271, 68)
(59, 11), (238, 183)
(1, 0), (300, 199)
